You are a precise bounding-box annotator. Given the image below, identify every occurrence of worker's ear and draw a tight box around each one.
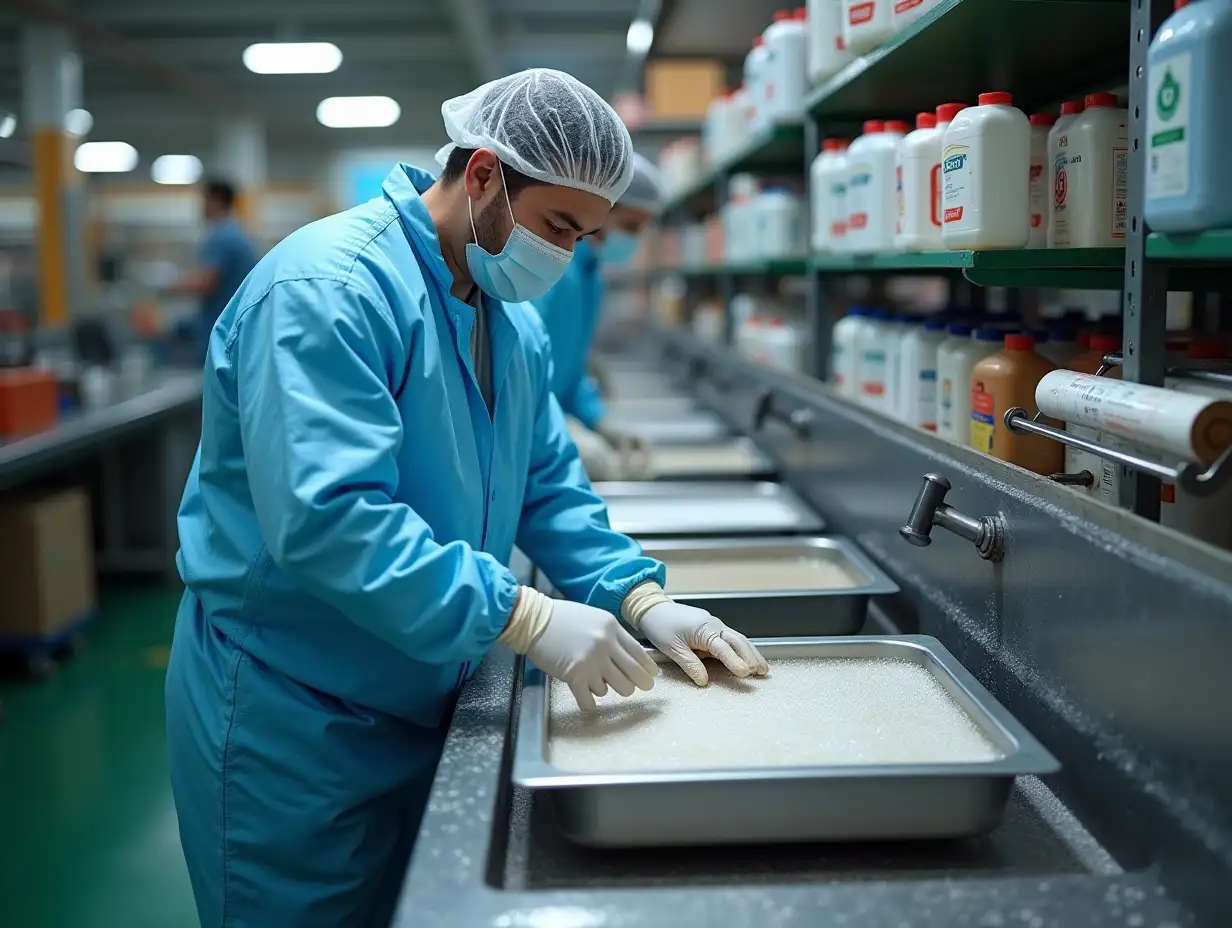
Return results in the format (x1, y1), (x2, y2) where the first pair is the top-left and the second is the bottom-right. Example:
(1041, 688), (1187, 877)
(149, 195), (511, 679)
(464, 149), (500, 205)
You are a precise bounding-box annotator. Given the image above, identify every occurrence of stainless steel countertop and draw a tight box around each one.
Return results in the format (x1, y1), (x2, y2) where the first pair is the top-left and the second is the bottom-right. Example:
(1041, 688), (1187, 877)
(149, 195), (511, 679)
(0, 372), (203, 488)
(392, 649), (1192, 927)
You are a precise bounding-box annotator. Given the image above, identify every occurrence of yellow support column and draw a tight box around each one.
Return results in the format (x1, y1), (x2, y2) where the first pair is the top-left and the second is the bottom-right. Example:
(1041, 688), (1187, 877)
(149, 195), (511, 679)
(30, 129), (74, 328)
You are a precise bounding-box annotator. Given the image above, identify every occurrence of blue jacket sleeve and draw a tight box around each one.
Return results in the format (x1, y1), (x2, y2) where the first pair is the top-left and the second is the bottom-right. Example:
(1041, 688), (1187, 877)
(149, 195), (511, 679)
(233, 277), (519, 664)
(566, 373), (608, 431)
(515, 328), (664, 615)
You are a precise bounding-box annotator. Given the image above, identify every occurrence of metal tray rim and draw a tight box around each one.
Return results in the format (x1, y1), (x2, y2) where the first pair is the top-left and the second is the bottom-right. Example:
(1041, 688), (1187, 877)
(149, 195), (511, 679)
(595, 481), (825, 534)
(641, 535), (900, 600)
(513, 635), (1060, 790)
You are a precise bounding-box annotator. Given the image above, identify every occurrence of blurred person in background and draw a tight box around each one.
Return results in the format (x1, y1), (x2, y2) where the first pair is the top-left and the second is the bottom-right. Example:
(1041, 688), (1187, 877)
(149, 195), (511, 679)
(165, 69), (765, 928)
(534, 152), (665, 480)
(170, 178), (257, 351)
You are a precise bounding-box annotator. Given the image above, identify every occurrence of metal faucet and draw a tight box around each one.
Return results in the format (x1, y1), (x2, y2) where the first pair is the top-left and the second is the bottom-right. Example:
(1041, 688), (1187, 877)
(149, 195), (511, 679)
(899, 473), (1006, 562)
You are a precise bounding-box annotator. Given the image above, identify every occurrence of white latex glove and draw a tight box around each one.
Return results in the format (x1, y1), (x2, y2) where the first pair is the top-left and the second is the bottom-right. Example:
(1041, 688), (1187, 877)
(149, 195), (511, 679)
(638, 601), (770, 687)
(565, 416), (624, 481)
(526, 600), (659, 712)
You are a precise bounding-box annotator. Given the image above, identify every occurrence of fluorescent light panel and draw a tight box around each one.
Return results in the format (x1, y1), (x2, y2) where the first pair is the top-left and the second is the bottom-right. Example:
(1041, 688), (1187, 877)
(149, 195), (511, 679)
(316, 96), (400, 129)
(74, 141), (138, 173)
(64, 108), (93, 137)
(627, 18), (654, 55)
(243, 42), (342, 75)
(152, 154), (203, 185)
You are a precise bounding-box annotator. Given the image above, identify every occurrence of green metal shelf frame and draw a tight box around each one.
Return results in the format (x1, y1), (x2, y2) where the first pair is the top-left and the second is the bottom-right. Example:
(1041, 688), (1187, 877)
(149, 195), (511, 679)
(662, 259), (811, 278)
(810, 248), (1126, 288)
(1145, 231), (1232, 263)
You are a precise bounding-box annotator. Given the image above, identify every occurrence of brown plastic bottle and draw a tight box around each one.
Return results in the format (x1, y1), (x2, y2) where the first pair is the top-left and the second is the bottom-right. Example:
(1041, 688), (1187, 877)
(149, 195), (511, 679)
(970, 333), (1064, 474)
(1066, 332), (1122, 375)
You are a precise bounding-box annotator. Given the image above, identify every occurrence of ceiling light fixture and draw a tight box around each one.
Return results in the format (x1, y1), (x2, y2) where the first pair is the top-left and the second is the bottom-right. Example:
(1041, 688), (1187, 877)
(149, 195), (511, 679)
(64, 108), (93, 137)
(316, 95), (401, 129)
(74, 141), (138, 173)
(626, 18), (654, 55)
(0, 113), (16, 139)
(152, 154), (203, 185)
(243, 42), (342, 75)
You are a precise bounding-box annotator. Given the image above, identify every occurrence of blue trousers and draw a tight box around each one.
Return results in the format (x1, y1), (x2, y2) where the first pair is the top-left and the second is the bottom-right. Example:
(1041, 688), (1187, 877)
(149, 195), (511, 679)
(166, 594), (446, 927)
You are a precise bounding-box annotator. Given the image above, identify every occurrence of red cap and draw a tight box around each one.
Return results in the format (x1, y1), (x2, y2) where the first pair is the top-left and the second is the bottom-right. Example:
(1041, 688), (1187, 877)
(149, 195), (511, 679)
(1060, 100), (1085, 116)
(1005, 334), (1035, 351)
(979, 91), (1013, 106)
(1077, 332), (1092, 349)
(935, 102), (967, 122)
(1029, 112), (1056, 127)
(1187, 339), (1227, 360)
(863, 119), (885, 134)
(823, 137), (850, 151)
(1090, 333), (1121, 352)
(769, 316), (786, 326)
(915, 112), (937, 130)
(1085, 92), (1119, 108)
(795, 7), (808, 19)
(884, 119), (910, 134)
(774, 9), (792, 21)
(1175, 0), (1188, 7)
(754, 35), (765, 46)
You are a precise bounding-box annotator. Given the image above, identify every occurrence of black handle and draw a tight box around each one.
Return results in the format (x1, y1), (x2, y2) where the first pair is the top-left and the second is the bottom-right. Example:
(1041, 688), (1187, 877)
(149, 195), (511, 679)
(899, 473), (951, 547)
(753, 390), (815, 439)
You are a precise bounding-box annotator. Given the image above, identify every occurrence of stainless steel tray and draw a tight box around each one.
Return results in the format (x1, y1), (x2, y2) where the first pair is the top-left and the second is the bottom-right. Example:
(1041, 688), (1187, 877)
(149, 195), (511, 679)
(649, 437), (777, 481)
(608, 396), (701, 418)
(611, 410), (731, 444)
(594, 480), (824, 537)
(513, 636), (1060, 848)
(641, 536), (898, 636)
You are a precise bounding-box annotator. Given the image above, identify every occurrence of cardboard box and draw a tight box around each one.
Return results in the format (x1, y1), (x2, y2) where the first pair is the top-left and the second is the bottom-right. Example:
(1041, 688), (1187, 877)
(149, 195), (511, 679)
(644, 59), (725, 119)
(0, 488), (96, 640)
(0, 367), (59, 437)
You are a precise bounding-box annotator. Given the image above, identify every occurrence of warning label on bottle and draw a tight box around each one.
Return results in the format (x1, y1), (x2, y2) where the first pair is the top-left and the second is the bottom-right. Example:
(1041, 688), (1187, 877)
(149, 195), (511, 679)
(970, 386), (995, 453)
(941, 144), (970, 225)
(1146, 53), (1190, 199)
(894, 0), (923, 12)
(849, 1), (875, 24)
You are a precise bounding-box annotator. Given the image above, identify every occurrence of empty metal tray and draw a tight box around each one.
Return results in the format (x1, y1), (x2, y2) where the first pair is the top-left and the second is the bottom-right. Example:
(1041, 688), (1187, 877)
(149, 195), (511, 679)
(649, 438), (777, 481)
(594, 481), (824, 537)
(513, 636), (1060, 848)
(641, 536), (898, 636)
(612, 410), (731, 444)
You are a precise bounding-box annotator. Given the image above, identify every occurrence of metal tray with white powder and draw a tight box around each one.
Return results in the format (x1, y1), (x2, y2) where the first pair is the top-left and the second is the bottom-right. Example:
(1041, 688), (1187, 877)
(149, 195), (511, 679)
(512, 636), (1059, 848)
(640, 535), (899, 636)
(594, 481), (824, 537)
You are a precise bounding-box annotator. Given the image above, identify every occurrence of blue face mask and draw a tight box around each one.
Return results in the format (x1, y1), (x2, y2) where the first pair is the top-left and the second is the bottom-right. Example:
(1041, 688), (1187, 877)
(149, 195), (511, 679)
(465, 162), (573, 303)
(599, 229), (639, 265)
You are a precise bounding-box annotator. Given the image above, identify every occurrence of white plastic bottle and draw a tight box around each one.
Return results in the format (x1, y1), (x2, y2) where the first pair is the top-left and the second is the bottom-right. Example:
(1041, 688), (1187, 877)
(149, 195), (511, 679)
(895, 111), (943, 251)
(855, 309), (891, 410)
(935, 323), (970, 439)
(899, 317), (947, 431)
(893, 0), (935, 30)
(830, 307), (865, 396)
(1060, 93), (1130, 247)
(807, 0), (855, 85)
(756, 187), (805, 258)
(744, 37), (770, 135)
(844, 0), (895, 55)
(937, 326), (1003, 441)
(931, 103), (967, 232)
(811, 138), (849, 251)
(941, 91), (1031, 250)
(1047, 100), (1084, 248)
(884, 314), (916, 420)
(763, 10), (810, 124)
(723, 173), (761, 262)
(1028, 112), (1054, 248)
(847, 120), (905, 253)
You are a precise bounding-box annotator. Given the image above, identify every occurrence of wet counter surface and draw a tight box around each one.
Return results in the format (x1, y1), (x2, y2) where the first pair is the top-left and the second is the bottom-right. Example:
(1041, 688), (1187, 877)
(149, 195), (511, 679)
(393, 650), (1193, 928)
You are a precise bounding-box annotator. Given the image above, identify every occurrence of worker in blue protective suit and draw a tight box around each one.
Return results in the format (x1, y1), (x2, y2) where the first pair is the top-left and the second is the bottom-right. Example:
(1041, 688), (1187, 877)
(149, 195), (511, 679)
(165, 68), (768, 928)
(534, 152), (667, 480)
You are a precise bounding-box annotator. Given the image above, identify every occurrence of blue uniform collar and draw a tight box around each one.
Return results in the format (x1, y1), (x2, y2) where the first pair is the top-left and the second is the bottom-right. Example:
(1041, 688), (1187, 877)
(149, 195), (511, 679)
(382, 163), (464, 298)
(575, 237), (599, 273)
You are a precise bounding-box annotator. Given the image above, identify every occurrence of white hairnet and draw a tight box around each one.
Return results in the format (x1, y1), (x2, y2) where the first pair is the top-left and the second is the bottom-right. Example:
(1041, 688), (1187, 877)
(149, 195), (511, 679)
(618, 153), (665, 211)
(436, 68), (634, 204)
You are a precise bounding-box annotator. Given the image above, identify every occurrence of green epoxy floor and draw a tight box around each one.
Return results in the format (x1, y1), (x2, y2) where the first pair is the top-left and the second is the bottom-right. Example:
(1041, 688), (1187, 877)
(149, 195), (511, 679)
(0, 586), (199, 927)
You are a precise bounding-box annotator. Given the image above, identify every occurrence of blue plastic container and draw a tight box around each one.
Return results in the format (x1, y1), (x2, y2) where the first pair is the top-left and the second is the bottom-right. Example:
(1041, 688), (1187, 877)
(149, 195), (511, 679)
(1144, 0), (1232, 232)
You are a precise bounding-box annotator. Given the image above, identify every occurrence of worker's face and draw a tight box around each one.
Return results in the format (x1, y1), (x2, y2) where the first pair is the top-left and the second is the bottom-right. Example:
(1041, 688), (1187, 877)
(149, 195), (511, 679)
(465, 149), (611, 255)
(591, 205), (653, 244)
(202, 194), (225, 223)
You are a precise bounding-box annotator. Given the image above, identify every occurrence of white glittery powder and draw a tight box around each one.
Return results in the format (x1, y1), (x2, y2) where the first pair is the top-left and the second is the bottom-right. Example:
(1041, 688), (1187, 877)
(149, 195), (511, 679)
(547, 657), (1005, 774)
(605, 495), (805, 534)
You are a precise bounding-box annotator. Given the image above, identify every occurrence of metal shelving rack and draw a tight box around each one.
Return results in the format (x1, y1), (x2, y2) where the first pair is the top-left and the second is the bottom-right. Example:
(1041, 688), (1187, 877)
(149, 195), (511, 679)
(646, 0), (1229, 523)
